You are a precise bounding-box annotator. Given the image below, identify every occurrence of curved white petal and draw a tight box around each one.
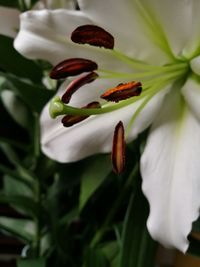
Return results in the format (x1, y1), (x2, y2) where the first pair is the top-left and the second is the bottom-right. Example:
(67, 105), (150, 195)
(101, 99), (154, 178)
(181, 77), (200, 122)
(14, 9), (128, 71)
(78, 0), (193, 62)
(141, 90), (200, 252)
(0, 7), (20, 37)
(77, 0), (168, 64)
(182, 1), (200, 58)
(40, 82), (168, 162)
(136, 0), (191, 57)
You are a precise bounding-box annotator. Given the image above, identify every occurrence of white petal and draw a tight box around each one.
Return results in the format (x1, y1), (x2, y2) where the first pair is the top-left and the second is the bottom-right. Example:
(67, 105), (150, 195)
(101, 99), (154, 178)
(182, 1), (200, 58)
(137, 0), (191, 57)
(14, 9), (127, 71)
(0, 7), (20, 37)
(40, 83), (168, 163)
(77, 0), (168, 64)
(181, 77), (200, 121)
(78, 0), (193, 61)
(190, 56), (200, 76)
(141, 89), (200, 252)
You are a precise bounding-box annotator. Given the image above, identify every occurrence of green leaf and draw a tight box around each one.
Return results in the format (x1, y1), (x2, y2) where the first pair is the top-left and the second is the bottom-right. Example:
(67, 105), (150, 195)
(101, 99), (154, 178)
(0, 35), (42, 82)
(119, 186), (157, 267)
(0, 142), (36, 183)
(0, 216), (35, 242)
(99, 241), (119, 266)
(0, 0), (19, 7)
(17, 258), (46, 267)
(0, 136), (27, 151)
(188, 218), (200, 257)
(4, 174), (33, 197)
(0, 165), (32, 188)
(1, 89), (33, 129)
(188, 235), (200, 258)
(0, 141), (21, 166)
(84, 248), (110, 267)
(80, 154), (111, 209)
(0, 194), (38, 218)
(192, 217), (200, 232)
(7, 75), (54, 112)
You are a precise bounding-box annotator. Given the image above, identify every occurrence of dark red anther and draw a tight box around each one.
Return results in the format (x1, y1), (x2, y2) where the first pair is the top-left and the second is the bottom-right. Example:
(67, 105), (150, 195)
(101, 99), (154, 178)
(50, 58), (98, 79)
(61, 71), (99, 104)
(71, 25), (114, 49)
(61, 101), (101, 127)
(101, 81), (142, 102)
(112, 121), (126, 175)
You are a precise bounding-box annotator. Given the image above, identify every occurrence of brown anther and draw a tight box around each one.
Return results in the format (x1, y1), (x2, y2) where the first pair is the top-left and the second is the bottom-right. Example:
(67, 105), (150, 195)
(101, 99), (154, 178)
(71, 25), (114, 49)
(61, 101), (101, 127)
(101, 81), (142, 102)
(61, 71), (99, 104)
(50, 58), (98, 80)
(112, 121), (126, 175)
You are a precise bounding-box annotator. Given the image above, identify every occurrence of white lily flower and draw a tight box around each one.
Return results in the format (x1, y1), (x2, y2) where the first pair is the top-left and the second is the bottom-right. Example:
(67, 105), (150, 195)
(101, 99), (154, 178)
(14, 0), (200, 252)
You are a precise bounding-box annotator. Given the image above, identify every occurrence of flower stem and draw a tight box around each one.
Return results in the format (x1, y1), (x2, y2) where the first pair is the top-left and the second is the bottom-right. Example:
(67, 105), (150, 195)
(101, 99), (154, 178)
(35, 175), (42, 257)
(91, 163), (139, 247)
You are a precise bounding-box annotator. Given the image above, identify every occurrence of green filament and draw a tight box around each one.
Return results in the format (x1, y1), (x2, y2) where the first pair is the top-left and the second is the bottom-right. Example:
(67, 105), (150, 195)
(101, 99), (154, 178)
(49, 63), (187, 120)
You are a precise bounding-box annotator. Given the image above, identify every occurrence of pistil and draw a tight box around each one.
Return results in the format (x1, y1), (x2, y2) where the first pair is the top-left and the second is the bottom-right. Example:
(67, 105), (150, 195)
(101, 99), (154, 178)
(62, 101), (101, 127)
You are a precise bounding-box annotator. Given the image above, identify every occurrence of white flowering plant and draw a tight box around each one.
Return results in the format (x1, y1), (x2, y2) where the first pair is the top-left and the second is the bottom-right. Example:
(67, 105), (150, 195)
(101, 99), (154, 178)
(0, 0), (200, 267)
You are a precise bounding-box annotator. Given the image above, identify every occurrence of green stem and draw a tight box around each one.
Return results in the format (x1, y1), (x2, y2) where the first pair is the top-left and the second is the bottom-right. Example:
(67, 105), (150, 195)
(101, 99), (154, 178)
(33, 113), (40, 158)
(91, 164), (139, 247)
(33, 115), (42, 257)
(18, 0), (28, 11)
(35, 175), (42, 257)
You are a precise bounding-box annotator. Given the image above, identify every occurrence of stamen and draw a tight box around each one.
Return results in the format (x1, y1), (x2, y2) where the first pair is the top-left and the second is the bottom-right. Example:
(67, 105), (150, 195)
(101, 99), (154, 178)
(61, 71), (99, 104)
(112, 121), (126, 175)
(101, 81), (142, 102)
(61, 101), (101, 127)
(50, 58), (98, 79)
(71, 25), (114, 49)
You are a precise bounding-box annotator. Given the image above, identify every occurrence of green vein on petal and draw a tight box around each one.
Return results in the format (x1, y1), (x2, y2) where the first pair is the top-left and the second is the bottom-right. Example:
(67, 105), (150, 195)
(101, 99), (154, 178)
(134, 0), (175, 61)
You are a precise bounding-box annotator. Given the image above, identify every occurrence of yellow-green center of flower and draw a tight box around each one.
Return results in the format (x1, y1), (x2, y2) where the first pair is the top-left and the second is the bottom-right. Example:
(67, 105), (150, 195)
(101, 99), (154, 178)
(50, 48), (190, 134)
(49, 16), (200, 138)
